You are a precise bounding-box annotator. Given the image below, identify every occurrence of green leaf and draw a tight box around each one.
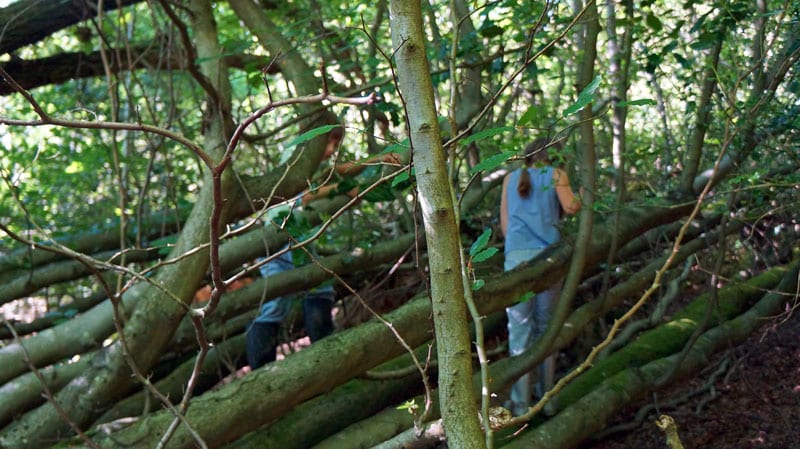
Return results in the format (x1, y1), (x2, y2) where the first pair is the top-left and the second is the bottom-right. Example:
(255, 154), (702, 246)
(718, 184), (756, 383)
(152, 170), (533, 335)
(334, 177), (359, 196)
(391, 170), (410, 188)
(645, 12), (663, 32)
(470, 228), (493, 256)
(617, 99), (657, 107)
(469, 150), (516, 175)
(385, 138), (411, 154)
(284, 213), (314, 240)
(471, 247), (498, 263)
(690, 32), (719, 50)
(689, 11), (710, 34)
(517, 291), (535, 303)
(562, 75), (601, 117)
(292, 249), (310, 267)
(266, 203), (292, 222)
(460, 126), (514, 147)
(673, 53), (691, 69)
(284, 125), (340, 149)
(65, 161), (84, 174)
(662, 40), (678, 54)
(396, 399), (418, 414)
(362, 183), (395, 202)
(517, 105), (540, 127)
(278, 149), (295, 166)
(155, 235), (179, 256)
(247, 71), (264, 89)
(471, 279), (485, 291)
(278, 125), (341, 165)
(479, 24), (503, 38)
(645, 53), (663, 73)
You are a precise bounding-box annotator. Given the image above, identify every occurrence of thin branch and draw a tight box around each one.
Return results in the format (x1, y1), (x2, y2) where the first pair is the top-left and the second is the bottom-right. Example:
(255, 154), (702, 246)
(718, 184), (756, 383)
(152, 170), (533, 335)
(0, 65), (212, 166)
(0, 319), (105, 449)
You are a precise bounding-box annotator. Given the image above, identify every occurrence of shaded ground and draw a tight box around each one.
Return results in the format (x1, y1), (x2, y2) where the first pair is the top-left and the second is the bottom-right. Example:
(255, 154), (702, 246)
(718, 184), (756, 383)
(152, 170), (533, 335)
(583, 307), (800, 449)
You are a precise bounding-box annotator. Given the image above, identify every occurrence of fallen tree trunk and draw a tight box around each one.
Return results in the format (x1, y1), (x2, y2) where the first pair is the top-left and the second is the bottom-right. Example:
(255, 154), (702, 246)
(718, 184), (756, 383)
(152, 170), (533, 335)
(0, 351), (94, 428)
(170, 233), (417, 349)
(0, 247), (160, 306)
(49, 202), (692, 449)
(0, 210), (187, 277)
(0, 0), (143, 55)
(350, 259), (799, 449)
(97, 336), (246, 425)
(0, 290), (107, 340)
(500, 259), (799, 449)
(229, 312), (505, 449)
(554, 260), (789, 410)
(497, 219), (743, 395)
(0, 197), (350, 384)
(0, 233), (416, 425)
(224, 347), (431, 449)
(20, 216), (733, 449)
(311, 222), (734, 448)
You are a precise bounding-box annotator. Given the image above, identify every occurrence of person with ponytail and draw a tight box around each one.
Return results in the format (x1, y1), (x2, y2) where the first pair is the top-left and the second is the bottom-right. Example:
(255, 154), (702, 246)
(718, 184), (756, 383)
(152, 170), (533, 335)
(499, 136), (581, 416)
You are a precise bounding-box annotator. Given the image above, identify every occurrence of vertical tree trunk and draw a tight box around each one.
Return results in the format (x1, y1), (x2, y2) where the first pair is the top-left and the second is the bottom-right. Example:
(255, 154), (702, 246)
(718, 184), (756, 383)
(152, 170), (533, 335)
(605, 0), (632, 194)
(531, 0), (599, 416)
(389, 1), (485, 448)
(0, 2), (234, 447)
(679, 39), (722, 195)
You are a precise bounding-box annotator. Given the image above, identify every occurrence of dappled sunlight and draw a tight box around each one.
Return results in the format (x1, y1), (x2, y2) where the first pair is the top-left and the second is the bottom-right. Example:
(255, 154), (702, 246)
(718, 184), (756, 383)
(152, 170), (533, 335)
(0, 297), (48, 323)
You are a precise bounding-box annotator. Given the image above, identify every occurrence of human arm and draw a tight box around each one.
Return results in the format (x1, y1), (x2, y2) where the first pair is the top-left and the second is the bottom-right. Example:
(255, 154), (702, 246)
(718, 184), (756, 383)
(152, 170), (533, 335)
(304, 129), (399, 203)
(553, 167), (582, 215)
(333, 152), (403, 177)
(300, 183), (358, 205)
(500, 174), (510, 237)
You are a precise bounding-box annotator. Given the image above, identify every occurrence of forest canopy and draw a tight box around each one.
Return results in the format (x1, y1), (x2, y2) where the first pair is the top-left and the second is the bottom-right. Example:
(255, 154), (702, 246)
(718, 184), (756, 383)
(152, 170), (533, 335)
(0, 0), (798, 448)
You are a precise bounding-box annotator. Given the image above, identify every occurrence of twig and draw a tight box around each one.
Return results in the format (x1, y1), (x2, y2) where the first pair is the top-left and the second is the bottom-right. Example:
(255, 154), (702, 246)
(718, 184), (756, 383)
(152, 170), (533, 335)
(0, 319), (105, 449)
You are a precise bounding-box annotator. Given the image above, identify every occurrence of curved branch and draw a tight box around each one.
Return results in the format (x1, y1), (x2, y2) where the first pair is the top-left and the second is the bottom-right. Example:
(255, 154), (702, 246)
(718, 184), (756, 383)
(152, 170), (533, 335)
(0, 47), (276, 96)
(0, 0), (142, 55)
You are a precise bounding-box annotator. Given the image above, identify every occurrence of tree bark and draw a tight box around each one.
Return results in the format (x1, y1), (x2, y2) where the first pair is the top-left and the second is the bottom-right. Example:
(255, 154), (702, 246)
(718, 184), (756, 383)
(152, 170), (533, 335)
(0, 248), (159, 306)
(0, 196), (348, 386)
(0, 289), (106, 340)
(0, 2), (235, 446)
(312, 221), (736, 449)
(502, 259), (799, 448)
(0, 351), (93, 428)
(390, 1), (484, 447)
(0, 49), (271, 96)
(22, 199), (690, 449)
(679, 39), (722, 196)
(0, 0), (143, 55)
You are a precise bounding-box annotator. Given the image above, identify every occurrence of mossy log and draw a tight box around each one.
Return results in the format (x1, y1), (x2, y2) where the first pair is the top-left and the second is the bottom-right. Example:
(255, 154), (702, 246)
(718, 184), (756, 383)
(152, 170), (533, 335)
(330, 260), (796, 449)
(223, 352), (427, 449)
(499, 259), (799, 449)
(294, 224), (734, 449)
(223, 312), (505, 449)
(37, 202), (691, 449)
(554, 263), (790, 409)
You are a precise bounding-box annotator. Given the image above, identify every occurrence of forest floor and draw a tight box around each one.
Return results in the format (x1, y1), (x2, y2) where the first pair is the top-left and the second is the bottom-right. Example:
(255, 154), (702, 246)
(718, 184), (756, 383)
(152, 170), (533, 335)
(582, 306), (800, 449)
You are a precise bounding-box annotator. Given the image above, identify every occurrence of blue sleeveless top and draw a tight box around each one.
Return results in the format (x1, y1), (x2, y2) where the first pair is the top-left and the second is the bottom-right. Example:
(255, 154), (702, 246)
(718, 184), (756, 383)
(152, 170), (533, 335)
(504, 166), (560, 253)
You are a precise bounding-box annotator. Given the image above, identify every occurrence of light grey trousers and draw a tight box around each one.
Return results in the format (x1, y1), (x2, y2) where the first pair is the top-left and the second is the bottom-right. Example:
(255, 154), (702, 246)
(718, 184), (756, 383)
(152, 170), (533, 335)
(504, 248), (559, 416)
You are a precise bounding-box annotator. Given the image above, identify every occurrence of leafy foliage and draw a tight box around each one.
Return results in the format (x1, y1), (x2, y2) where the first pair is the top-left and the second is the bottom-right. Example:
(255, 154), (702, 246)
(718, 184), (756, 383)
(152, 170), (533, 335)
(0, 0), (798, 447)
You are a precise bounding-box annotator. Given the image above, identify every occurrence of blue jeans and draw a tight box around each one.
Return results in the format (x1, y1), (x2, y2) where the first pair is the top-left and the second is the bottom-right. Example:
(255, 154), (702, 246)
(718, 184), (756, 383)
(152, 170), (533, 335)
(246, 292), (334, 369)
(504, 249), (559, 415)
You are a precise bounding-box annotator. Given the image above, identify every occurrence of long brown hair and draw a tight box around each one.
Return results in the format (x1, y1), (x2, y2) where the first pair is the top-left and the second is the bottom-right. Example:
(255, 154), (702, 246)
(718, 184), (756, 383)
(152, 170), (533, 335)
(517, 137), (555, 198)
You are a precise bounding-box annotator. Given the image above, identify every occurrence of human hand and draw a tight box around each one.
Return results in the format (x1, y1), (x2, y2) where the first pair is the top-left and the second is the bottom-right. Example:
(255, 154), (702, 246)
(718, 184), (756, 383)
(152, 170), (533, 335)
(382, 153), (402, 165)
